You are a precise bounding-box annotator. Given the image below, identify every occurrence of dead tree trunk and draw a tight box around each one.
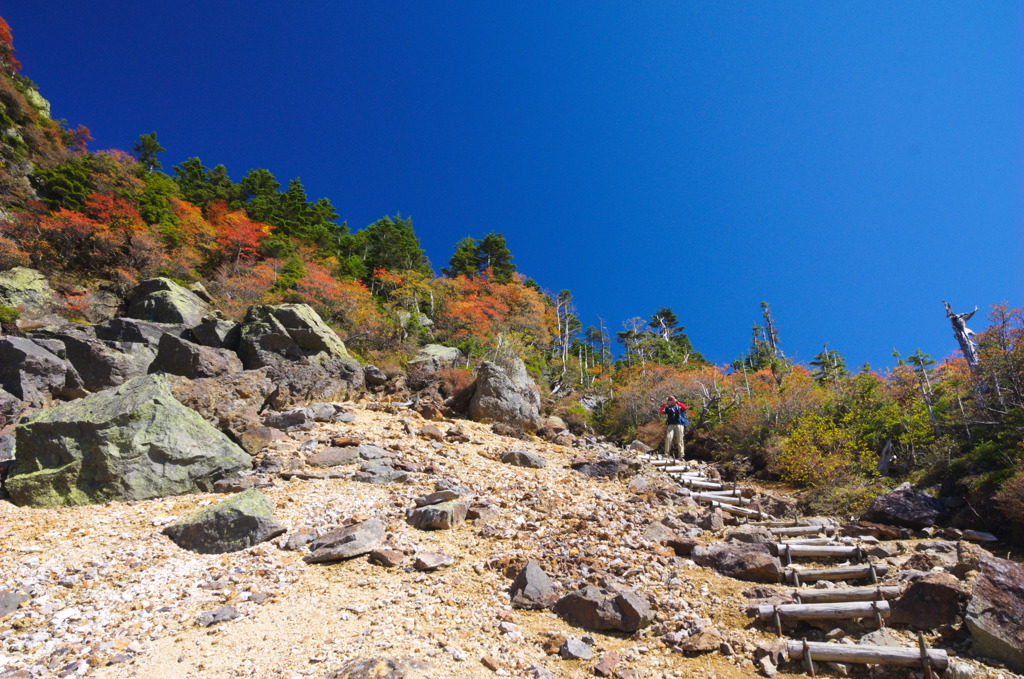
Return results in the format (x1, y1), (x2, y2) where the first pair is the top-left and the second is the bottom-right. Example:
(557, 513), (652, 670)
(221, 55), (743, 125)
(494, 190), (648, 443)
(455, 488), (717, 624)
(944, 300), (980, 373)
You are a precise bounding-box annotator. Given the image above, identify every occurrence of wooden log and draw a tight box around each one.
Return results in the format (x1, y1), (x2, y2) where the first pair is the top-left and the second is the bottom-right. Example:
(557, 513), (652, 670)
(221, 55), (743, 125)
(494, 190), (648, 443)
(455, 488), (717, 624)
(786, 641), (948, 670)
(693, 492), (752, 506)
(672, 478), (723, 491)
(785, 563), (889, 584)
(757, 600), (889, 622)
(779, 537), (839, 546)
(773, 543), (862, 559)
(699, 488), (746, 498)
(770, 525), (834, 537)
(791, 586), (900, 604)
(702, 500), (772, 520)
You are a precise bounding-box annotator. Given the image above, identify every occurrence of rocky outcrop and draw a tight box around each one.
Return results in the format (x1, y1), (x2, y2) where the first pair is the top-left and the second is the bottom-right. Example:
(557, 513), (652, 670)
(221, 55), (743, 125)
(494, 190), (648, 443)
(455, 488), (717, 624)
(190, 316), (240, 350)
(0, 267), (58, 316)
(149, 333), (243, 379)
(6, 374), (251, 507)
(553, 586), (654, 632)
(966, 555), (1024, 672)
(467, 360), (542, 433)
(889, 572), (966, 629)
(162, 489), (285, 554)
(0, 336), (86, 402)
(125, 278), (210, 326)
(94, 318), (187, 346)
(238, 303), (353, 368)
(35, 325), (158, 392)
(860, 485), (946, 529)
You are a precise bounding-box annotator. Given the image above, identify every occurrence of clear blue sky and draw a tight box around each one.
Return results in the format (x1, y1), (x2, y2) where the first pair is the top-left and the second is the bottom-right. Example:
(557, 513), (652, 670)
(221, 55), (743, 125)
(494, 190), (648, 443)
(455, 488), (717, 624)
(5, 3), (1022, 370)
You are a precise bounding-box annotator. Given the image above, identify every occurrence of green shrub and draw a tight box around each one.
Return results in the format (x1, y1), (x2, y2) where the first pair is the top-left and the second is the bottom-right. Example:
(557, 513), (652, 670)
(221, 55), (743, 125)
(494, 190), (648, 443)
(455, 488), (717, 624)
(0, 305), (20, 325)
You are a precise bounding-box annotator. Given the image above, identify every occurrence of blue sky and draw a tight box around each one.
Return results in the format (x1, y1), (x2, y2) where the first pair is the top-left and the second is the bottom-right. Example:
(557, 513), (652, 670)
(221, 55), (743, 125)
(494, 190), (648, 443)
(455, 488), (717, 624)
(5, 3), (1021, 370)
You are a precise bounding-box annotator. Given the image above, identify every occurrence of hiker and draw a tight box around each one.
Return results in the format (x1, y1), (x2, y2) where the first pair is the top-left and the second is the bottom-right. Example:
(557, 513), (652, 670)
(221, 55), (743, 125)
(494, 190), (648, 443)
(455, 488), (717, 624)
(660, 395), (690, 459)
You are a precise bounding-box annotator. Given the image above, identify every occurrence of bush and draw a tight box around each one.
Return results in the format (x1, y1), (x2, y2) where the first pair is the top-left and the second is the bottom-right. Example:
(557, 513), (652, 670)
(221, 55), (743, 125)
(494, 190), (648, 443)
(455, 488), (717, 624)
(774, 413), (873, 488)
(0, 304), (20, 325)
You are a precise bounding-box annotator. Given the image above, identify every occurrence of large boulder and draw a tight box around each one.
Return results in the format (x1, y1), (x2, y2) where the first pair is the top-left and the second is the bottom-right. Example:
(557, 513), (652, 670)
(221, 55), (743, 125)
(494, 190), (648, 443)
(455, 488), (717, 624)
(263, 358), (364, 405)
(553, 586), (654, 632)
(0, 336), (86, 402)
(304, 518), (385, 563)
(167, 371), (280, 454)
(149, 334), (243, 379)
(691, 543), (784, 583)
(162, 489), (285, 554)
(467, 360), (542, 434)
(238, 303), (353, 368)
(0, 389), (21, 428)
(510, 559), (558, 609)
(0, 267), (58, 315)
(889, 572), (966, 629)
(94, 317), (188, 346)
(860, 485), (946, 529)
(125, 278), (210, 326)
(6, 374), (251, 507)
(966, 555), (1024, 672)
(409, 344), (464, 372)
(190, 316), (240, 350)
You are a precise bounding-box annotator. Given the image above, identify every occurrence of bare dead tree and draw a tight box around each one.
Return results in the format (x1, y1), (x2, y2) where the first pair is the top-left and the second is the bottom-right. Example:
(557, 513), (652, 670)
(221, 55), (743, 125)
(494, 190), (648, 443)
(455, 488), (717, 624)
(943, 300), (980, 373)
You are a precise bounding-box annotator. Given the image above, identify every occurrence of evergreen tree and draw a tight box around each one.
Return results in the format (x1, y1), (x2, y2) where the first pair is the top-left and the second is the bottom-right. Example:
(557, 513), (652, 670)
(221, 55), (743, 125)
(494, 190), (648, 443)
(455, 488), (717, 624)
(173, 158), (235, 206)
(442, 236), (480, 277)
(441, 232), (516, 282)
(338, 214), (431, 280)
(132, 132), (166, 172)
(810, 343), (848, 384)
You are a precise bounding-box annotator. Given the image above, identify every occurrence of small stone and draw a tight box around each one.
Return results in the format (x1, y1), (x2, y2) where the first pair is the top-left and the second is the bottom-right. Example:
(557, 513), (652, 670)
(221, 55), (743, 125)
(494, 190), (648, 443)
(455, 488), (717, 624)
(414, 551), (454, 571)
(196, 605), (239, 627)
(559, 638), (592, 660)
(369, 549), (407, 568)
(594, 651), (620, 677)
(481, 656), (501, 671)
(757, 656), (777, 678)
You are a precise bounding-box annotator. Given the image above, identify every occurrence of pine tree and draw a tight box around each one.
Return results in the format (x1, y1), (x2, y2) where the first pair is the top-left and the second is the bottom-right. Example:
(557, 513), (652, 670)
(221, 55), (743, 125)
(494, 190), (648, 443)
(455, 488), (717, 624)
(132, 132), (166, 172)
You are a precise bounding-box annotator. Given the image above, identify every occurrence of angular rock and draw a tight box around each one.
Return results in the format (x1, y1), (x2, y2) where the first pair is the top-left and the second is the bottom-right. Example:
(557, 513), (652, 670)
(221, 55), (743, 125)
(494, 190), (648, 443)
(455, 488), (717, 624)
(414, 489), (463, 507)
(414, 551), (454, 571)
(0, 590), (29, 618)
(955, 541), (993, 578)
(163, 489), (285, 554)
(966, 554), (1024, 672)
(263, 357), (365, 405)
(889, 572), (965, 629)
(0, 267), (58, 315)
(0, 336), (85, 401)
(262, 408), (313, 431)
(38, 326), (157, 392)
(357, 444), (392, 460)
(510, 559), (558, 609)
(678, 628), (723, 654)
(149, 333), (242, 379)
(408, 344), (465, 374)
(369, 549), (407, 568)
(594, 652), (620, 677)
(571, 458), (640, 479)
(305, 519), (386, 563)
(468, 360), (542, 433)
(553, 586), (654, 633)
(306, 447), (359, 467)
(126, 277), (210, 326)
(417, 424), (444, 441)
(860, 486), (946, 529)
(238, 303), (353, 368)
(406, 501), (469, 530)
(190, 316), (241, 350)
(559, 638), (592, 660)
(6, 374), (251, 507)
(500, 449), (547, 469)
(727, 525), (774, 545)
(691, 543), (783, 583)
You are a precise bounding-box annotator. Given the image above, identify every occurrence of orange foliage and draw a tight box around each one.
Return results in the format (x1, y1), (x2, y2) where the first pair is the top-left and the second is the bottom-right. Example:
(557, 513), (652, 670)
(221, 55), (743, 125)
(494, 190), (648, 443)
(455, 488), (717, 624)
(207, 259), (283, 319)
(0, 16), (22, 72)
(206, 200), (271, 265)
(295, 262), (387, 346)
(433, 271), (554, 348)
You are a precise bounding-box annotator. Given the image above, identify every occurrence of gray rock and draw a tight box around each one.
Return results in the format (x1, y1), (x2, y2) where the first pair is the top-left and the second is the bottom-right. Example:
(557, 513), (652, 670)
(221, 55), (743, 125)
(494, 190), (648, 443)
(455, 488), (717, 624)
(357, 444), (393, 460)
(190, 316), (240, 350)
(409, 344), (464, 372)
(857, 627), (903, 647)
(699, 508), (726, 532)
(414, 490), (463, 507)
(0, 336), (85, 401)
(39, 326), (157, 391)
(500, 449), (547, 469)
(727, 525), (775, 545)
(6, 374), (250, 507)
(860, 486), (947, 529)
(510, 559), (558, 610)
(691, 543), (784, 583)
(363, 365), (388, 386)
(196, 605), (240, 627)
(553, 586), (654, 633)
(324, 657), (433, 679)
(354, 467), (408, 485)
(559, 638), (592, 660)
(0, 589), (29, 618)
(966, 554), (1024, 672)
(163, 489), (285, 554)
(468, 360), (542, 433)
(149, 333), (242, 379)
(571, 458), (640, 479)
(435, 478), (473, 495)
(126, 278), (210, 326)
(263, 408), (313, 431)
(306, 402), (338, 421)
(0, 267), (58, 315)
(406, 501), (469, 530)
(304, 519), (385, 563)
(643, 522), (677, 544)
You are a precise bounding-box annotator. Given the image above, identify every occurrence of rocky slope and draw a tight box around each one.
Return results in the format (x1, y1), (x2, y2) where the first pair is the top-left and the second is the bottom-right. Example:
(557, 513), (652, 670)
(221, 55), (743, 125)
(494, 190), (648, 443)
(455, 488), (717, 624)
(2, 398), (1022, 679)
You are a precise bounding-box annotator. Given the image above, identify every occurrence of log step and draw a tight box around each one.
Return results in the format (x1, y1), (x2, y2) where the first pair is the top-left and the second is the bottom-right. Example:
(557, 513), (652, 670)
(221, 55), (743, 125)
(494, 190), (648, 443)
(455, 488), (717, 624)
(791, 585), (901, 604)
(757, 600), (890, 623)
(770, 525), (835, 537)
(785, 563), (889, 585)
(786, 640), (948, 671)
(693, 492), (752, 506)
(774, 543), (864, 562)
(672, 477), (723, 491)
(701, 500), (773, 520)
